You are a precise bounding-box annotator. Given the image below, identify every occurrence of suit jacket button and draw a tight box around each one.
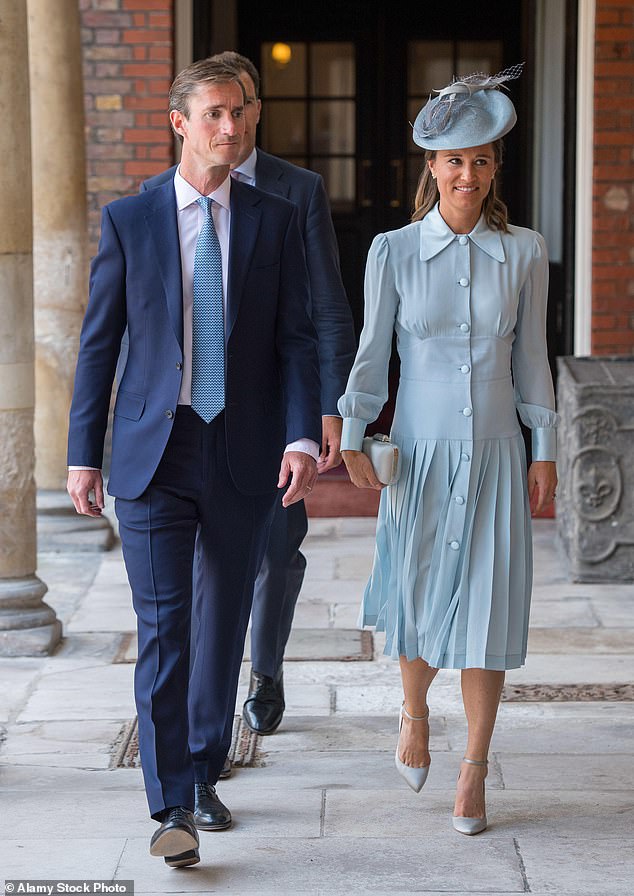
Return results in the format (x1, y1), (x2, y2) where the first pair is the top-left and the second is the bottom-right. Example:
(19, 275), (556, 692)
(176, 362), (182, 370)
(165, 409), (174, 419)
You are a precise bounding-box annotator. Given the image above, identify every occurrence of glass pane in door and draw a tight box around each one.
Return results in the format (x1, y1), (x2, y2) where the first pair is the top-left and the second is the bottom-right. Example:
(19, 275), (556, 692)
(261, 42), (307, 96)
(457, 41), (503, 76)
(261, 101), (307, 154)
(408, 41), (453, 96)
(311, 43), (355, 95)
(311, 100), (355, 153)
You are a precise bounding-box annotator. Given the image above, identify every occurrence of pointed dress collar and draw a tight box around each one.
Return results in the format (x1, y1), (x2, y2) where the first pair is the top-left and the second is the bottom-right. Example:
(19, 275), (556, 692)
(419, 203), (505, 263)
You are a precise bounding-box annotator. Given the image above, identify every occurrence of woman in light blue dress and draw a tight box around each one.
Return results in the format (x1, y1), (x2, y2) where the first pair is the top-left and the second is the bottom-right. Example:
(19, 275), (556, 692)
(338, 68), (558, 835)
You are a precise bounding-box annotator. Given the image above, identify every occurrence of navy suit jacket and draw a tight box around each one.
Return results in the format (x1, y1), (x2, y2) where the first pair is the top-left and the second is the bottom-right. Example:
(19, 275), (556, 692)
(142, 151), (355, 415)
(68, 177), (322, 499)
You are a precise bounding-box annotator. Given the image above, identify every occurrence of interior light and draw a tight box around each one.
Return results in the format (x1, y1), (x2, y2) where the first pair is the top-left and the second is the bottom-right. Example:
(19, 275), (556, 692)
(271, 42), (292, 67)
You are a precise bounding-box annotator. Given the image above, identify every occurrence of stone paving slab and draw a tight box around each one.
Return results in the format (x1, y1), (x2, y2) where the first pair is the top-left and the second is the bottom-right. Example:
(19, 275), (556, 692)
(116, 628), (374, 664)
(294, 578), (367, 604)
(0, 659), (42, 722)
(16, 662), (135, 722)
(527, 626), (634, 652)
(230, 749), (505, 791)
(0, 787), (322, 840)
(66, 584), (136, 632)
(1, 837), (126, 879)
(116, 834), (526, 893)
(0, 765), (143, 791)
(520, 835), (634, 895)
(527, 598), (599, 627)
(496, 751), (634, 791)
(505, 653), (634, 685)
(255, 714), (450, 754)
(322, 788), (634, 840)
(1, 719), (124, 768)
(460, 712), (634, 753)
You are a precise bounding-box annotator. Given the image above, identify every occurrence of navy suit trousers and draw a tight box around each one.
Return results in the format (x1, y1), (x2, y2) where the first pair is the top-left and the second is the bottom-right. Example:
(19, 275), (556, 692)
(115, 407), (276, 818)
(249, 497), (309, 676)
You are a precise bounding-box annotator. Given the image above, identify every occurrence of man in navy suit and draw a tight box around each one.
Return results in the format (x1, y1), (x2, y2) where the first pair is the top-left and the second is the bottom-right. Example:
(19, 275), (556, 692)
(67, 59), (321, 868)
(142, 52), (356, 813)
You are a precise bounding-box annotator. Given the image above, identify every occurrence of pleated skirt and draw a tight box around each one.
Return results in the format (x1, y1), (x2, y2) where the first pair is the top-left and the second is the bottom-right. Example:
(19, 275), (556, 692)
(360, 433), (533, 670)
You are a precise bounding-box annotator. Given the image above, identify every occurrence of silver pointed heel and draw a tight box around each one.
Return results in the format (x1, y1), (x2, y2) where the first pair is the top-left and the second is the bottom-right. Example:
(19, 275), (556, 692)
(452, 756), (488, 835)
(395, 702), (431, 793)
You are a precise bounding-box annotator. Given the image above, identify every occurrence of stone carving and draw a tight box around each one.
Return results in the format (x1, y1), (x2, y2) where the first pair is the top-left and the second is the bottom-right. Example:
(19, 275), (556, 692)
(572, 448), (621, 522)
(556, 356), (634, 582)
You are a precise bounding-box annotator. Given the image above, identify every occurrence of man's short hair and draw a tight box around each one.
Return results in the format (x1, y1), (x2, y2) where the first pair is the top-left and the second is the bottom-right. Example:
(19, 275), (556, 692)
(210, 51), (260, 98)
(168, 57), (245, 123)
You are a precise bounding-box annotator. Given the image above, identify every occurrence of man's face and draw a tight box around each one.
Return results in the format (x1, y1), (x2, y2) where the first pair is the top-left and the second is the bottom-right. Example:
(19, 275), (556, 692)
(171, 80), (246, 170)
(234, 69), (261, 164)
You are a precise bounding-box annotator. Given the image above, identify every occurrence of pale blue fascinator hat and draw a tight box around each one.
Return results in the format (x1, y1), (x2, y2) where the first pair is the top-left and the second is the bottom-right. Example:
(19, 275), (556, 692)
(412, 64), (524, 150)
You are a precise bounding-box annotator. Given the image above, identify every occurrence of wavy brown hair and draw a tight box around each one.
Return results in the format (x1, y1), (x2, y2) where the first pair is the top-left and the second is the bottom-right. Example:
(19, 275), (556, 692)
(411, 140), (509, 232)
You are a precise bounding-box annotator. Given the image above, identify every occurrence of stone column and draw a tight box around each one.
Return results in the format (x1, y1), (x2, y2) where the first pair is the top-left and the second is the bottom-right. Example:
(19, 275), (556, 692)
(28, 0), (113, 550)
(0, 1), (61, 656)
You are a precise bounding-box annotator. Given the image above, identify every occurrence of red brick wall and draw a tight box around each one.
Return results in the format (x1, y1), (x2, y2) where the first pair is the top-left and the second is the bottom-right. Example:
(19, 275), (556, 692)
(80, 0), (175, 254)
(592, 0), (634, 354)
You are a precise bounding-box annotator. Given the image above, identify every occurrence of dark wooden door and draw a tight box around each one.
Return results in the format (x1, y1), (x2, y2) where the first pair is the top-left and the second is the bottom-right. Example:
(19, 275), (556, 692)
(237, 0), (526, 338)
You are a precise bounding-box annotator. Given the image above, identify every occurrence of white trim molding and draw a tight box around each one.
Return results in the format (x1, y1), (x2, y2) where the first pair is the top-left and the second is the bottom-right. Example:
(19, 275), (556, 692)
(174, 0), (193, 74)
(574, 0), (595, 356)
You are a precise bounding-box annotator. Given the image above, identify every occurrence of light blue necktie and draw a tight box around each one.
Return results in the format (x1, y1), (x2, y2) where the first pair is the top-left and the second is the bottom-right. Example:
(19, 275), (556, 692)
(191, 196), (225, 423)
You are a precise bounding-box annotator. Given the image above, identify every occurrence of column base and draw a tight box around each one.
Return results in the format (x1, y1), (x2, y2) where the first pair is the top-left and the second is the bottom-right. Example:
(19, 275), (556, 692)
(37, 489), (115, 552)
(0, 574), (62, 656)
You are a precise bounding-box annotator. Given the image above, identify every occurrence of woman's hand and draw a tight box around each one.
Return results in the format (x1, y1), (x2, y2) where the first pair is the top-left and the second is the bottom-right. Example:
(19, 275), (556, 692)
(527, 461), (558, 515)
(341, 449), (385, 490)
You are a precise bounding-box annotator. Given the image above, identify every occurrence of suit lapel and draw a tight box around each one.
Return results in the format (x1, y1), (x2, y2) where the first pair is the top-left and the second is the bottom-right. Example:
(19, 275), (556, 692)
(227, 179), (261, 337)
(144, 181), (184, 350)
(255, 150), (291, 200)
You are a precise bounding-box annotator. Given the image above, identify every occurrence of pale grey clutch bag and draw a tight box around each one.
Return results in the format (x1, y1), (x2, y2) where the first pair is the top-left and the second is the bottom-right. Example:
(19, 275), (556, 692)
(361, 433), (402, 485)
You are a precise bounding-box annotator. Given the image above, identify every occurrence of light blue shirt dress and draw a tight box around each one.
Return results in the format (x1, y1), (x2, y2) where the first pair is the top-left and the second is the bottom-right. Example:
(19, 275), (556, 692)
(338, 204), (558, 670)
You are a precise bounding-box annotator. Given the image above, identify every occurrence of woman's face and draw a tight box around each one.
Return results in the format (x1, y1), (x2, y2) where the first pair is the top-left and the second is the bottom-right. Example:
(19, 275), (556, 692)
(428, 144), (497, 223)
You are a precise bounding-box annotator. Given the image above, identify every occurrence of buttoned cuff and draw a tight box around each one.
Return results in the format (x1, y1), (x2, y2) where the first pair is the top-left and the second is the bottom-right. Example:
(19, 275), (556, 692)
(532, 428), (557, 462)
(68, 466), (101, 471)
(340, 418), (366, 451)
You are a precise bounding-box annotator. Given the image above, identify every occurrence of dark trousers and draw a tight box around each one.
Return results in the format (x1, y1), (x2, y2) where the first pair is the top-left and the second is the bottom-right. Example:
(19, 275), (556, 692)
(249, 496), (309, 676)
(115, 408), (276, 819)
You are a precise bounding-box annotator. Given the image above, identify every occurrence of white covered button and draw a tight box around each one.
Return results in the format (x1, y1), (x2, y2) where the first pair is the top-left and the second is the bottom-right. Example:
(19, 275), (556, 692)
(459, 277), (469, 287)
(459, 236), (468, 245)
(462, 407), (472, 417)
(461, 452), (470, 461)
(455, 495), (465, 505)
(460, 364), (470, 373)
(459, 322), (470, 333)
(449, 540), (460, 551)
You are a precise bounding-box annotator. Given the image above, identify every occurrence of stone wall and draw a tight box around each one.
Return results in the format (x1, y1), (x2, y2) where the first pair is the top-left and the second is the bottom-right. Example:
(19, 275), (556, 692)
(79, 0), (175, 255)
(592, 0), (634, 354)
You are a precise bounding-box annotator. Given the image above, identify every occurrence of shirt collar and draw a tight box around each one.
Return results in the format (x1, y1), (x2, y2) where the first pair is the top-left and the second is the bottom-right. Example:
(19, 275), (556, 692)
(419, 203), (505, 263)
(232, 148), (257, 183)
(173, 165), (232, 212)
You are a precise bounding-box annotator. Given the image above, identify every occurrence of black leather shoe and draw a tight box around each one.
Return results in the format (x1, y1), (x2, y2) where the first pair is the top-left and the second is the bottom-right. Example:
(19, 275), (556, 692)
(150, 807), (199, 858)
(242, 666), (285, 735)
(219, 755), (232, 779)
(165, 847), (200, 868)
(194, 782), (232, 831)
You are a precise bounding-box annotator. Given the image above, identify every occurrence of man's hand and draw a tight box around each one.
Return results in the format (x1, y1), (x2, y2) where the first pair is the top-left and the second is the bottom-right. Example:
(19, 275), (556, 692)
(278, 451), (318, 507)
(528, 461), (558, 516)
(341, 449), (384, 490)
(67, 470), (105, 517)
(317, 416), (343, 474)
